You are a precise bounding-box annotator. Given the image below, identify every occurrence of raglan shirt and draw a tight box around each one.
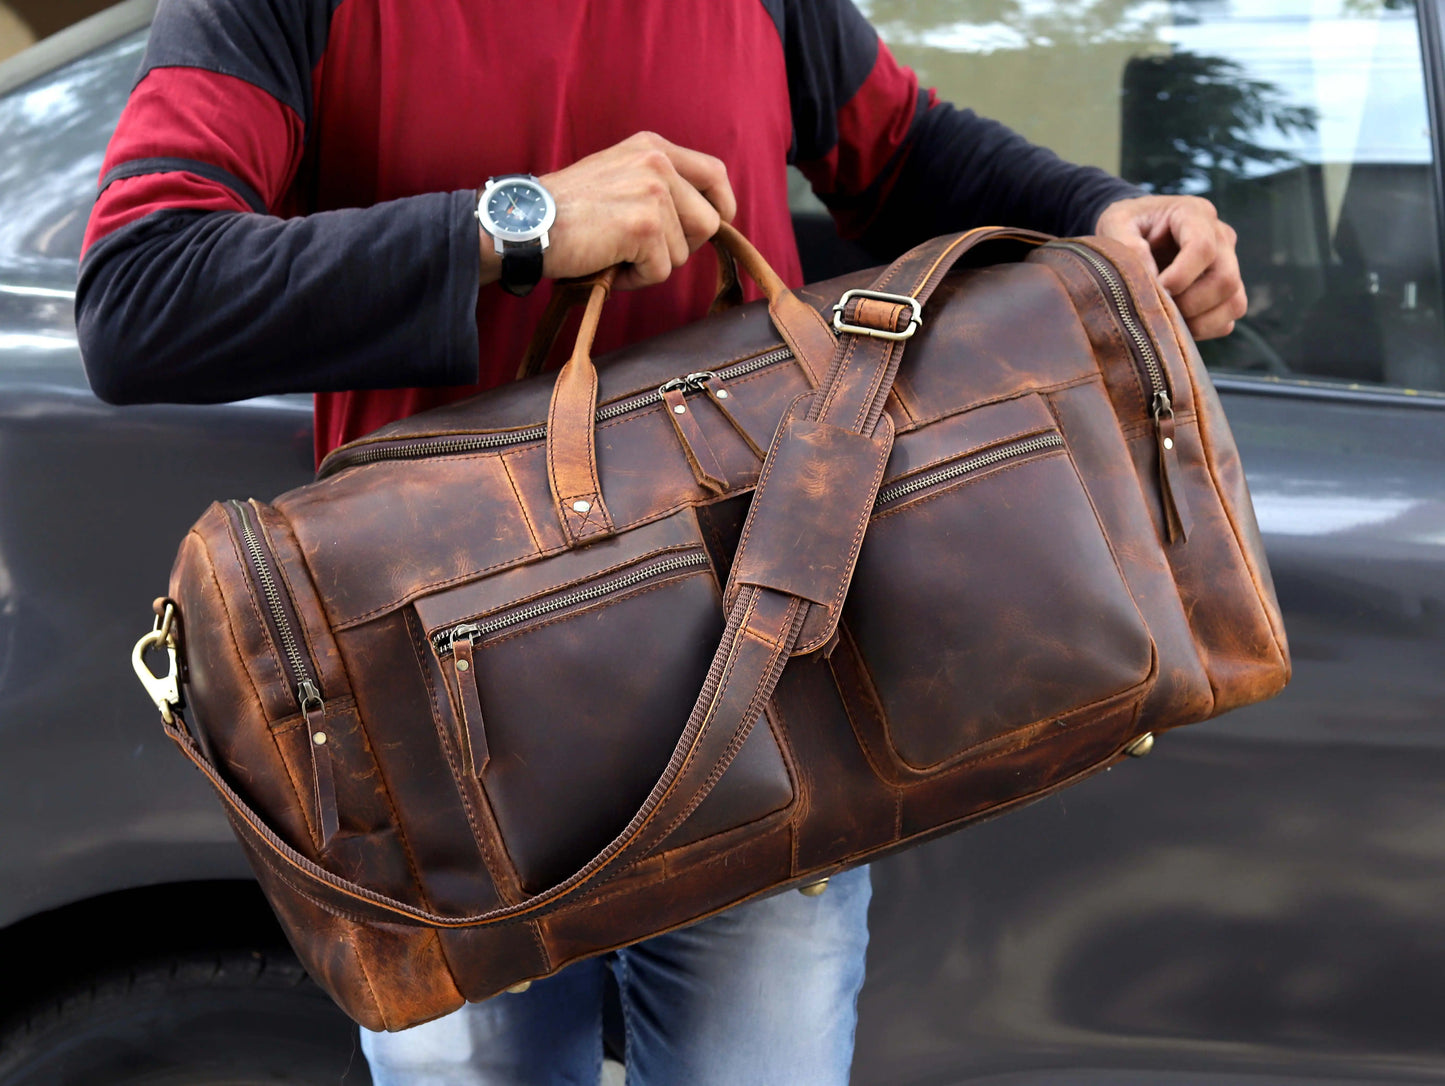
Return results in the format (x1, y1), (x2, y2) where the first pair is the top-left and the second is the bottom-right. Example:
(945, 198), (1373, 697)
(76, 0), (1139, 462)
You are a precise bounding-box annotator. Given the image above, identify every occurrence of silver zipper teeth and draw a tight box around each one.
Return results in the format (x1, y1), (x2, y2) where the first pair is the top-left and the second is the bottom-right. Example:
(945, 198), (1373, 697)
(874, 433), (1064, 507)
(231, 501), (317, 701)
(336, 426), (549, 468)
(1057, 242), (1167, 400)
(435, 551), (709, 654)
(329, 347), (795, 473)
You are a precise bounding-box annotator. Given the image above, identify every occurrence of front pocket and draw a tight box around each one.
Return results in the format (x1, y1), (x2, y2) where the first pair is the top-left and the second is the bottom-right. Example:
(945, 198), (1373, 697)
(842, 412), (1155, 772)
(419, 515), (794, 892)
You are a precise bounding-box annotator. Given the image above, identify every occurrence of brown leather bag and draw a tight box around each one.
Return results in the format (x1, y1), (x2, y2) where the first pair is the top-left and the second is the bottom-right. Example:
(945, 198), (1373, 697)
(133, 224), (1289, 1031)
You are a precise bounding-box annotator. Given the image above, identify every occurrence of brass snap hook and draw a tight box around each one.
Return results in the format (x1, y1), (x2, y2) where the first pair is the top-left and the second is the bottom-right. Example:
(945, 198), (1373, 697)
(132, 601), (181, 724)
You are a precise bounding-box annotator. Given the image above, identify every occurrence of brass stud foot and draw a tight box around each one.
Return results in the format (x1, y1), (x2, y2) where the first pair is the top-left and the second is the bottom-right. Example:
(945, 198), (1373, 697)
(506, 981), (532, 994)
(1123, 732), (1155, 758)
(799, 878), (830, 897)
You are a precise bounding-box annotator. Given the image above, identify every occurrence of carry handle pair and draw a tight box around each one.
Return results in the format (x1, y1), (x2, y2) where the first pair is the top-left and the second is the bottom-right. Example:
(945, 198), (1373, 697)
(535, 222), (841, 544)
(513, 234), (746, 383)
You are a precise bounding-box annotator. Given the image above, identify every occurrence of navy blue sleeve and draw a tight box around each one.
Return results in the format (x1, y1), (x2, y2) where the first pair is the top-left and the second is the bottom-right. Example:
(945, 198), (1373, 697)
(76, 0), (481, 405)
(861, 102), (1143, 254)
(763, 0), (1141, 249)
(78, 196), (481, 405)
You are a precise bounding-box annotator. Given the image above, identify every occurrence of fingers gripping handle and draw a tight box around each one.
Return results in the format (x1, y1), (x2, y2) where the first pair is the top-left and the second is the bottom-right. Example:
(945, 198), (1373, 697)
(517, 240), (744, 383)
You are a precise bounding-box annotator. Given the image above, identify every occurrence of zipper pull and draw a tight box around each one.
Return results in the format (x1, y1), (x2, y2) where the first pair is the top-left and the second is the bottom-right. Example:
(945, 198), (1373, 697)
(1152, 391), (1193, 544)
(450, 636), (491, 778)
(435, 622), (480, 657)
(298, 680), (339, 849)
(690, 372), (766, 460)
(661, 384), (728, 494)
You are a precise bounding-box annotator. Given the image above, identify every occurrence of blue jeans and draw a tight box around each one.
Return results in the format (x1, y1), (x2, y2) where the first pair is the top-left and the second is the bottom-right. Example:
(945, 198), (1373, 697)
(361, 865), (871, 1086)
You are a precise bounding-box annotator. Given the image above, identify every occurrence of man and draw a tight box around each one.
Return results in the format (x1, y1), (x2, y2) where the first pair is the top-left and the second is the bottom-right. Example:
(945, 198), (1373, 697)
(77, 0), (1246, 1081)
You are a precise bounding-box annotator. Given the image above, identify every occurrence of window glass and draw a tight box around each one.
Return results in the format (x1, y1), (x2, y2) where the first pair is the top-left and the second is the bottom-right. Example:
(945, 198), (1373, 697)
(861, 0), (1445, 393)
(0, 29), (144, 284)
(0, 30), (143, 381)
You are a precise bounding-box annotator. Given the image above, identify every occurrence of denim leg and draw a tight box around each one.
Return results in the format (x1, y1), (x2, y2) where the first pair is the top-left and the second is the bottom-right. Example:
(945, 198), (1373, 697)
(616, 865), (871, 1086)
(360, 956), (608, 1086)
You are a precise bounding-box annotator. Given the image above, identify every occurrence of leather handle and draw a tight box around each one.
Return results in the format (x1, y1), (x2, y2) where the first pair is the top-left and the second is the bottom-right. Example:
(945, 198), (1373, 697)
(517, 238), (746, 383)
(543, 223), (837, 545)
(166, 225), (1056, 931)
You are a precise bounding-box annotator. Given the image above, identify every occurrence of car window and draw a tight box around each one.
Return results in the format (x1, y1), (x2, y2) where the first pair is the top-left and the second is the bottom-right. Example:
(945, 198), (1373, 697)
(0, 29), (142, 381)
(0, 28), (143, 285)
(859, 0), (1445, 394)
(0, 26), (306, 411)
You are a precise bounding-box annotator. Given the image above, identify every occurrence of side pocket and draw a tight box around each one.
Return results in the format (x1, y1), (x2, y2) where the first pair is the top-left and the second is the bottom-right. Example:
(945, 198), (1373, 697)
(176, 498), (425, 914)
(842, 399), (1156, 773)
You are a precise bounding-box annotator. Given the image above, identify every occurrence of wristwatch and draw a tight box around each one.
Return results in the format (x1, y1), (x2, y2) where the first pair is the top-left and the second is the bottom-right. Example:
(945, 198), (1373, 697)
(476, 174), (557, 297)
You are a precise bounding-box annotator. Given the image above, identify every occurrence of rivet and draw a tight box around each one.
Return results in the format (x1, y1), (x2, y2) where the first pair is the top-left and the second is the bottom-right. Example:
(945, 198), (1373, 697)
(715, 389), (729, 398)
(673, 404), (687, 414)
(312, 731), (327, 746)
(456, 659), (470, 672)
(571, 500), (591, 514)
(1162, 437), (1174, 450)
(1124, 732), (1155, 758)
(506, 981), (532, 994)
(799, 877), (830, 897)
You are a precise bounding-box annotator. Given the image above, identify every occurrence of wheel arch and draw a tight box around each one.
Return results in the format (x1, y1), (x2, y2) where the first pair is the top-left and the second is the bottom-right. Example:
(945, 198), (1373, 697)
(0, 878), (287, 1023)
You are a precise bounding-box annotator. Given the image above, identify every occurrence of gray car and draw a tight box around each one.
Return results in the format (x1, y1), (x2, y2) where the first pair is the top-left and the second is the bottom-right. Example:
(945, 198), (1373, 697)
(0, 1), (1442, 1083)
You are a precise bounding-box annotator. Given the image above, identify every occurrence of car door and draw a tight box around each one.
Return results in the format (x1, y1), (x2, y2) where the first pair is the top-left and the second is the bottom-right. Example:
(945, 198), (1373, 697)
(839, 0), (1445, 1081)
(0, 4), (316, 939)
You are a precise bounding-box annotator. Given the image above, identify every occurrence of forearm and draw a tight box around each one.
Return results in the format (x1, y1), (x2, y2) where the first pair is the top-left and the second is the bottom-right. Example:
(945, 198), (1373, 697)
(77, 192), (482, 405)
(861, 103), (1142, 254)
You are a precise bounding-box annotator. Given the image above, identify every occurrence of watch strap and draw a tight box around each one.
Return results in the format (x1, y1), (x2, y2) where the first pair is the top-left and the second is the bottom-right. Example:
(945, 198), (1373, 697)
(501, 242), (544, 297)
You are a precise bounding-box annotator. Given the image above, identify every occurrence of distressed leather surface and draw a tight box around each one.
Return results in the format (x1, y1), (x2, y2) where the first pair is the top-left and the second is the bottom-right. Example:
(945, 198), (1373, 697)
(164, 225), (1289, 1031)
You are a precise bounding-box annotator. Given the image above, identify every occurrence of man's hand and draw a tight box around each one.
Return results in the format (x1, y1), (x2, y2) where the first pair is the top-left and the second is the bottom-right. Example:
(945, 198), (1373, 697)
(479, 132), (737, 293)
(1094, 195), (1247, 340)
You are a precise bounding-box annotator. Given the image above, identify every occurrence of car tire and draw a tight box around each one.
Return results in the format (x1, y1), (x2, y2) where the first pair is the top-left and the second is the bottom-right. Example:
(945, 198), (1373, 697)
(0, 947), (371, 1085)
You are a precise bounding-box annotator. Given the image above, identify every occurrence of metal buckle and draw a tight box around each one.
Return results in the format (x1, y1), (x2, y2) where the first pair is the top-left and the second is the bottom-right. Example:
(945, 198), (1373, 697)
(132, 602), (181, 724)
(831, 289), (923, 341)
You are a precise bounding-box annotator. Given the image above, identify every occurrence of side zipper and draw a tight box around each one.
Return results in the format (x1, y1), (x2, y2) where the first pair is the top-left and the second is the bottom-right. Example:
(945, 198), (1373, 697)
(228, 500), (338, 848)
(1052, 242), (1193, 543)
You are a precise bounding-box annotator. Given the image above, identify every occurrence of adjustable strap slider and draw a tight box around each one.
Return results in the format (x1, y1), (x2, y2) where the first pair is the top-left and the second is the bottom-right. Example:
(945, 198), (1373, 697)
(831, 289), (923, 341)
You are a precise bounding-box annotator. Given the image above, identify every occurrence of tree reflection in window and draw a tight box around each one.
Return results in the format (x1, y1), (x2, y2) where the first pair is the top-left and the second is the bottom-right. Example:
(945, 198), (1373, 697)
(1121, 52), (1317, 196)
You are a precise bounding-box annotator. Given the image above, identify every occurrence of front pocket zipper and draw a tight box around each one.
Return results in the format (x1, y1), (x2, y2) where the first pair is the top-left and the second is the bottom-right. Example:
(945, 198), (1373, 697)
(318, 347), (794, 479)
(430, 547), (712, 786)
(432, 550), (711, 656)
(875, 432), (1064, 511)
(228, 499), (337, 847)
(1050, 241), (1193, 543)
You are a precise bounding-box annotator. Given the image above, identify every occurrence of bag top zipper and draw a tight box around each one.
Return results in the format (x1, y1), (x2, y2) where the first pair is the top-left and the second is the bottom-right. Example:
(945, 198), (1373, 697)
(318, 346), (794, 479)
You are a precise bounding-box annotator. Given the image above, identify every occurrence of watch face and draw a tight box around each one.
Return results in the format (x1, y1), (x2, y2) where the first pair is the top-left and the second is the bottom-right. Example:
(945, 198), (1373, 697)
(484, 178), (553, 240)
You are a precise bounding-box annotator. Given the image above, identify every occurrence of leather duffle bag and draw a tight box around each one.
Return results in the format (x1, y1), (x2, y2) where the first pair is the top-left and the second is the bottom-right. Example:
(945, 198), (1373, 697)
(132, 223), (1289, 1031)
